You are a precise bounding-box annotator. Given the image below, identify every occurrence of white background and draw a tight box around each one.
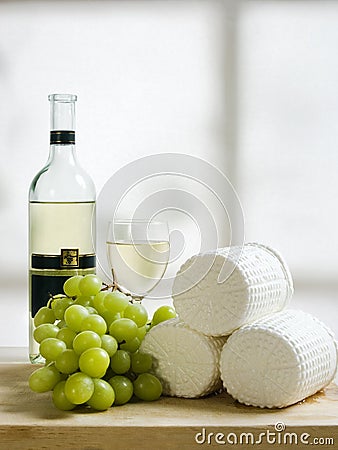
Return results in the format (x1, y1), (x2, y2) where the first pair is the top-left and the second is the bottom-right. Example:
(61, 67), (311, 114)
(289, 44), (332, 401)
(0, 0), (337, 350)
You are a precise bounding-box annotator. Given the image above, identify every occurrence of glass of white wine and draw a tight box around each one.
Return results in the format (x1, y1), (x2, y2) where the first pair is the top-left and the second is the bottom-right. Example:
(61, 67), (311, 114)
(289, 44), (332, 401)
(106, 219), (170, 301)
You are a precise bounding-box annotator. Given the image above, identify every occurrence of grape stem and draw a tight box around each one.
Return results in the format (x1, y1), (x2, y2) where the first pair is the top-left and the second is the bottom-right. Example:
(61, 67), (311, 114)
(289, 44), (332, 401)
(101, 272), (144, 303)
(47, 293), (66, 308)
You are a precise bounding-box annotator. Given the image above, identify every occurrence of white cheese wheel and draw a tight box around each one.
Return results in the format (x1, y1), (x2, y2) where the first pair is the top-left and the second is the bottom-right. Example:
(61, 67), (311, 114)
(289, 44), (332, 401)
(220, 309), (338, 408)
(140, 318), (226, 398)
(172, 243), (293, 336)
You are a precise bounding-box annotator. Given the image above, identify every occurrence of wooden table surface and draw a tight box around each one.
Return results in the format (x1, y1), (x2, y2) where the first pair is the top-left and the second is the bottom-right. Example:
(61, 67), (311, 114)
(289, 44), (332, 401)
(0, 364), (337, 450)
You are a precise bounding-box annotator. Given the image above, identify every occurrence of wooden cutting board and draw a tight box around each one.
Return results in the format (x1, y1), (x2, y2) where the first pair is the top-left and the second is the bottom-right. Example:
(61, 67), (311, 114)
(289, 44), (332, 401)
(0, 364), (337, 450)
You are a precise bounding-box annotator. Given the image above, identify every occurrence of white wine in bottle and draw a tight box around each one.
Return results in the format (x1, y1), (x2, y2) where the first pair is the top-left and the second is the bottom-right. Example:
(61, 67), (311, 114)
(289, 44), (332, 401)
(29, 94), (96, 363)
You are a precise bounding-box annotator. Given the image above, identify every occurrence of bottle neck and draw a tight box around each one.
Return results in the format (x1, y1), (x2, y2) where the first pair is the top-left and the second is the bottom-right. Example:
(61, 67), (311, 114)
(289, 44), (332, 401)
(48, 94), (78, 163)
(47, 143), (78, 166)
(49, 94), (76, 130)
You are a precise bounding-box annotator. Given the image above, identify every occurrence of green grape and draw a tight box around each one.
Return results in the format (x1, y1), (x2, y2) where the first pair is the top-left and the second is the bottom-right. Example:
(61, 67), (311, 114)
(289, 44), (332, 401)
(55, 349), (79, 374)
(78, 274), (102, 296)
(152, 305), (177, 326)
(131, 351), (152, 374)
(120, 337), (141, 353)
(63, 275), (83, 297)
(123, 303), (148, 327)
(57, 320), (67, 329)
(136, 325), (147, 342)
(33, 323), (59, 343)
(57, 327), (77, 349)
(109, 318), (138, 342)
(87, 378), (115, 411)
(39, 338), (67, 361)
(52, 380), (76, 411)
(73, 331), (101, 355)
(34, 306), (55, 327)
(86, 306), (98, 315)
(29, 365), (61, 393)
(64, 372), (94, 404)
(100, 334), (118, 357)
(73, 295), (94, 307)
(93, 291), (108, 314)
(79, 347), (110, 378)
(102, 310), (121, 328)
(108, 375), (133, 405)
(133, 373), (162, 401)
(80, 314), (107, 335)
(64, 304), (89, 332)
(52, 297), (73, 320)
(110, 350), (131, 374)
(104, 292), (129, 313)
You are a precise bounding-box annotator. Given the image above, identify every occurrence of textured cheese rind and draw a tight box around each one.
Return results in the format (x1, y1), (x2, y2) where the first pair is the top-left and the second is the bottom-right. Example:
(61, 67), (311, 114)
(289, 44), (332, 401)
(172, 243), (293, 336)
(140, 318), (226, 398)
(220, 309), (338, 408)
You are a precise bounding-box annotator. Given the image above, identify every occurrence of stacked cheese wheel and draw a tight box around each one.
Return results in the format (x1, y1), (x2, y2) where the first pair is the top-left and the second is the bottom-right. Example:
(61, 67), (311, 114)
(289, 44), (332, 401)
(141, 243), (338, 407)
(141, 318), (226, 398)
(220, 309), (337, 407)
(172, 243), (294, 336)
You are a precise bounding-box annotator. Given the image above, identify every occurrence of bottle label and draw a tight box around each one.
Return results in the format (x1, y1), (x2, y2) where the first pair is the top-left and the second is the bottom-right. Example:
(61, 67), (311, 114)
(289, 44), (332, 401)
(30, 253), (96, 316)
(31, 253), (95, 270)
(60, 249), (79, 267)
(50, 130), (75, 145)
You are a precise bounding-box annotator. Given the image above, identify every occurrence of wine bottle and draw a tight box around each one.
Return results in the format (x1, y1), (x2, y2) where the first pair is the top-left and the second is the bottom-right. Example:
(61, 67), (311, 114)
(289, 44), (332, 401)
(29, 94), (96, 363)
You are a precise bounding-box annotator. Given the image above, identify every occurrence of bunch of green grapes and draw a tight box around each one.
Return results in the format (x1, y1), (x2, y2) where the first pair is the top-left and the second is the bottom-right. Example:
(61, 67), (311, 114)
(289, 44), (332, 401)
(29, 274), (176, 411)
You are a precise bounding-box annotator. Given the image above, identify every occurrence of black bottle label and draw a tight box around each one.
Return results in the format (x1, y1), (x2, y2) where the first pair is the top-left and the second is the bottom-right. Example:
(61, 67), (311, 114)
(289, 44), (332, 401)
(50, 130), (75, 145)
(30, 253), (96, 316)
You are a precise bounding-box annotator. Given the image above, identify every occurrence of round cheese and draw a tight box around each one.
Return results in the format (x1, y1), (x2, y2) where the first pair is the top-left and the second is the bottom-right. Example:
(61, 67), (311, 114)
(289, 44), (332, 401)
(220, 309), (338, 408)
(140, 318), (225, 398)
(172, 243), (293, 336)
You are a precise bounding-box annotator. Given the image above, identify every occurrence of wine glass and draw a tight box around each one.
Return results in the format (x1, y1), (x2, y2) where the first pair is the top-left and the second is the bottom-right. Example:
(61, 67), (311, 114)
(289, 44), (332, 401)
(106, 219), (170, 301)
